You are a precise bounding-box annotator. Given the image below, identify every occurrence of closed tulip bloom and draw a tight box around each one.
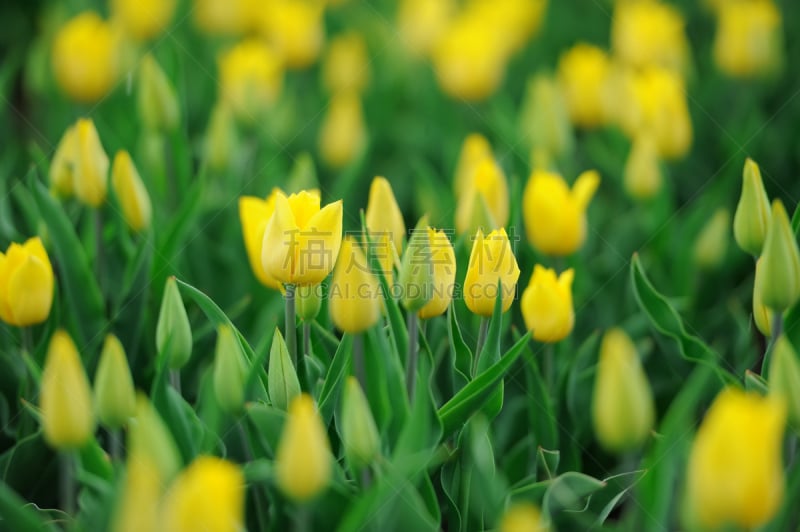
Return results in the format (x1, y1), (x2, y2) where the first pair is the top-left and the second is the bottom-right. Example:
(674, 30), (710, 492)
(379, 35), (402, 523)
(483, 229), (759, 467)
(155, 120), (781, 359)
(397, 0), (454, 57)
(694, 208), (730, 270)
(454, 133), (493, 198)
(268, 328), (301, 411)
(73, 118), (110, 207)
(499, 503), (550, 532)
(685, 388), (786, 529)
(261, 190), (343, 285)
(40, 330), (95, 449)
(365, 176), (406, 256)
(623, 133), (663, 200)
(275, 394), (332, 501)
(52, 12), (119, 102)
(261, 0), (325, 69)
(520, 266), (574, 343)
(418, 228), (456, 319)
(213, 325), (248, 414)
(733, 158), (771, 257)
(318, 91), (366, 168)
(329, 237), (381, 333)
(714, 0), (782, 78)
(456, 158), (510, 235)
(463, 228), (521, 317)
(50, 125), (77, 197)
(111, 0), (177, 41)
(206, 102), (238, 171)
(340, 377), (380, 469)
(112, 452), (162, 532)
(161, 457), (245, 532)
(557, 43), (612, 128)
(128, 394), (181, 481)
(611, 0), (689, 73)
(754, 200), (800, 312)
(0, 237), (54, 327)
(219, 39), (284, 120)
(592, 329), (654, 452)
(753, 258), (775, 337)
(523, 170), (600, 256)
(194, 0), (258, 35)
(112, 151), (152, 232)
(94, 334), (136, 429)
(322, 32), (369, 94)
(769, 335), (800, 429)
(156, 277), (193, 369)
(397, 217), (434, 312)
(137, 54), (180, 132)
(519, 74), (574, 163)
(239, 189), (283, 290)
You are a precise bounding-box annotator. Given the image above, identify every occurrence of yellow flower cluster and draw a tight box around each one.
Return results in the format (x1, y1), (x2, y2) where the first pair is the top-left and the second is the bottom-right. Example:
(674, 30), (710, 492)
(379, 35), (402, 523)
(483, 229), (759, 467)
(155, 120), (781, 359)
(711, 0), (783, 78)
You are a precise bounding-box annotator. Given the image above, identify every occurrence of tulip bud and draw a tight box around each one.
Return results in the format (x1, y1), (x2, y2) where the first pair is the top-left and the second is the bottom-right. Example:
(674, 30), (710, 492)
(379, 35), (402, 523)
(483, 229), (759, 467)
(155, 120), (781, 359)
(398, 217), (434, 313)
(112, 451), (162, 532)
(111, 150), (152, 232)
(0, 237), (55, 327)
(418, 228), (456, 320)
(463, 228), (521, 316)
(161, 456), (245, 532)
(94, 334), (136, 429)
(319, 91), (367, 169)
(693, 208), (730, 270)
(623, 134), (662, 200)
(519, 74), (574, 162)
(275, 394), (332, 502)
(754, 200), (800, 312)
(322, 32), (370, 94)
(455, 158), (510, 235)
(365, 176), (406, 257)
(454, 133), (493, 198)
(768, 335), (800, 429)
(205, 102), (238, 172)
(128, 393), (181, 481)
(611, 0), (689, 72)
(557, 43), (611, 128)
(156, 277), (193, 369)
(520, 266), (574, 343)
(499, 503), (550, 532)
(50, 125), (77, 197)
(713, 0), (783, 79)
(296, 284), (322, 321)
(329, 237), (382, 333)
(260, 0), (325, 69)
(753, 257), (775, 337)
(137, 54), (179, 132)
(733, 158), (771, 257)
(219, 39), (284, 121)
(340, 377), (380, 470)
(592, 329), (654, 452)
(194, 0), (257, 35)
(112, 0), (177, 41)
(40, 330), (95, 449)
(268, 328), (301, 411)
(73, 118), (110, 207)
(213, 325), (248, 414)
(287, 152), (319, 193)
(684, 388), (786, 529)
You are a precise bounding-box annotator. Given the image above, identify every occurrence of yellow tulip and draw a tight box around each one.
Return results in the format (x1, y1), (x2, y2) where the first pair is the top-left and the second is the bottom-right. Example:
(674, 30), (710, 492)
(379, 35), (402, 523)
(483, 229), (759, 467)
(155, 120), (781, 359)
(329, 237), (381, 333)
(50, 125), (77, 197)
(239, 189), (284, 290)
(111, 452), (162, 532)
(418, 228), (456, 320)
(275, 394), (332, 501)
(137, 54), (180, 132)
(161, 456), (245, 532)
(318, 91), (366, 168)
(520, 266), (574, 342)
(73, 118), (110, 208)
(51, 12), (119, 103)
(365, 176), (406, 257)
(755, 200), (800, 312)
(454, 133), (493, 198)
(466, 0), (547, 57)
(111, 0), (177, 41)
(685, 388), (786, 529)
(219, 39), (284, 121)
(0, 237), (54, 327)
(397, 0), (455, 57)
(40, 330), (95, 449)
(592, 328), (654, 451)
(733, 158), (771, 257)
(261, 0), (325, 69)
(456, 157), (510, 235)
(523, 169), (600, 256)
(713, 0), (782, 78)
(322, 32), (369, 94)
(112, 151), (152, 232)
(463, 228), (520, 317)
(193, 0), (259, 35)
(261, 190), (343, 285)
(94, 334), (136, 429)
(557, 43), (611, 128)
(753, 257), (775, 337)
(499, 502), (550, 532)
(623, 133), (663, 200)
(611, 0), (689, 73)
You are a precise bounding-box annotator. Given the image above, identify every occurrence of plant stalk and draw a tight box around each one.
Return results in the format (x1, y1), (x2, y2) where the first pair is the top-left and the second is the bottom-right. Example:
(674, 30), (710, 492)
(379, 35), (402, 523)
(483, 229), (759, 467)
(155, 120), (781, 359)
(60, 452), (75, 515)
(472, 317), (490, 377)
(285, 284), (297, 368)
(406, 312), (419, 399)
(354, 333), (366, 392)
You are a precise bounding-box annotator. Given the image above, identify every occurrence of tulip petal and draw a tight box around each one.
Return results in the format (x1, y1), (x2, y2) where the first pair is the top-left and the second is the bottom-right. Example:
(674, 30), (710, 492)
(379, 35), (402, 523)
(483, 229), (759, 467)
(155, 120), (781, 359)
(571, 169), (600, 211)
(262, 191), (298, 285)
(7, 255), (54, 326)
(293, 199), (343, 285)
(288, 190), (321, 230)
(239, 196), (282, 290)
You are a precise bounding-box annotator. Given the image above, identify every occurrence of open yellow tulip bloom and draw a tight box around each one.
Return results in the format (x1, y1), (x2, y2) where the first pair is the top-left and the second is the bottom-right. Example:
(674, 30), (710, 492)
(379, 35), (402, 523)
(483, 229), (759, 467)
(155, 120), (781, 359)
(520, 265), (574, 343)
(463, 228), (520, 316)
(239, 189), (283, 290)
(261, 190), (343, 286)
(0, 237), (54, 327)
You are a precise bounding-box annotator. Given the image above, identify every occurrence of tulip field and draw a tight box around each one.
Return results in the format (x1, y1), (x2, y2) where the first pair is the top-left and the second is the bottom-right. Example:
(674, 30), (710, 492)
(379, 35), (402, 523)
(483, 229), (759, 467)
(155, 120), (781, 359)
(2, 0), (800, 530)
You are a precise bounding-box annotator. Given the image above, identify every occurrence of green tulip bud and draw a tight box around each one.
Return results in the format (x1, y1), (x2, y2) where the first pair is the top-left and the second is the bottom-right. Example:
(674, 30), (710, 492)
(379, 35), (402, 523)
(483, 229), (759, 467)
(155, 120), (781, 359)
(769, 335), (800, 429)
(137, 54), (179, 132)
(694, 208), (730, 270)
(754, 200), (800, 312)
(128, 394), (181, 481)
(287, 152), (318, 193)
(733, 158), (771, 256)
(94, 334), (136, 429)
(397, 216), (434, 312)
(268, 328), (301, 411)
(213, 325), (248, 414)
(340, 377), (380, 470)
(156, 277), (193, 369)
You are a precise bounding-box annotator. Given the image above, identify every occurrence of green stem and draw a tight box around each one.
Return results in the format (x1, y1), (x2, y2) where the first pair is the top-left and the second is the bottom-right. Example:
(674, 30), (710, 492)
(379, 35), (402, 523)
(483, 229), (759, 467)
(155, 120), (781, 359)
(95, 209), (104, 294)
(169, 369), (181, 394)
(543, 343), (554, 392)
(109, 428), (122, 462)
(353, 333), (366, 392)
(762, 312), (783, 375)
(295, 505), (311, 532)
(298, 321), (311, 392)
(285, 284), (297, 369)
(60, 452), (75, 515)
(472, 317), (490, 378)
(406, 312), (419, 399)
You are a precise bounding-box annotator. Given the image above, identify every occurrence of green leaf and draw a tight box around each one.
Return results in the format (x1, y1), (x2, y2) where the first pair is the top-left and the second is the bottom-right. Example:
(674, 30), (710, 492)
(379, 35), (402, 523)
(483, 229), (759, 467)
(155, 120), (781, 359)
(439, 332), (531, 436)
(318, 334), (353, 424)
(243, 459), (273, 483)
(744, 370), (768, 394)
(0, 482), (52, 532)
(542, 472), (605, 518)
(566, 332), (600, 439)
(524, 349), (558, 451)
(476, 282), (505, 420)
(537, 448), (559, 480)
(245, 403), (286, 457)
(447, 306), (472, 391)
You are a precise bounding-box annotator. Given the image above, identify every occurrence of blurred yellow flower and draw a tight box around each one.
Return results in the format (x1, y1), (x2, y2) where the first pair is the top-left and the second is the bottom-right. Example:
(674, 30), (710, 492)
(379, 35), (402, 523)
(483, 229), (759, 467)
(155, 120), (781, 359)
(128, 393), (181, 481)
(455, 158), (509, 235)
(261, 190), (343, 285)
(454, 133), (493, 198)
(275, 394), (332, 501)
(40, 330), (95, 449)
(261, 0), (325, 69)
(194, 0), (259, 35)
(465, 0), (547, 57)
(112, 150), (152, 232)
(685, 388), (786, 529)
(219, 39), (284, 120)
(623, 133), (663, 200)
(161, 456), (244, 532)
(418, 228), (456, 320)
(499, 502), (550, 532)
(112, 452), (162, 532)
(694, 208), (730, 270)
(111, 0), (177, 41)
(521, 266), (574, 343)
(463, 228), (520, 316)
(523, 169), (600, 256)
(318, 91), (366, 168)
(365, 176), (406, 257)
(74, 118), (110, 208)
(239, 189), (284, 290)
(329, 237), (381, 333)
(94, 334), (136, 429)
(52, 11), (119, 103)
(611, 0), (689, 73)
(397, 0), (455, 57)
(0, 237), (54, 327)
(714, 0), (782, 78)
(557, 43), (611, 128)
(322, 32), (370, 94)
(50, 125), (77, 197)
